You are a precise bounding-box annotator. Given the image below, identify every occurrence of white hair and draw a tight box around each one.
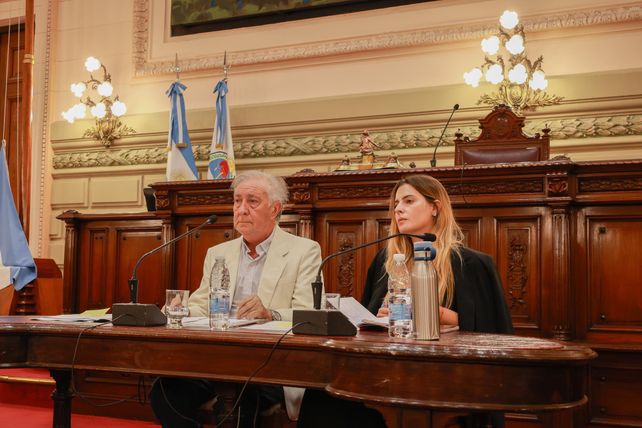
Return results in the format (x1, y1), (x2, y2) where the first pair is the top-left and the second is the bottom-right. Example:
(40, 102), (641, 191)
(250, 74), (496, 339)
(231, 171), (289, 214)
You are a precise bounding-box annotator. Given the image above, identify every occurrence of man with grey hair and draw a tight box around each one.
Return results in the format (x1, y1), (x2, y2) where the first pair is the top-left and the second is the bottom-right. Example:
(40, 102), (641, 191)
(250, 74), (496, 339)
(150, 170), (322, 428)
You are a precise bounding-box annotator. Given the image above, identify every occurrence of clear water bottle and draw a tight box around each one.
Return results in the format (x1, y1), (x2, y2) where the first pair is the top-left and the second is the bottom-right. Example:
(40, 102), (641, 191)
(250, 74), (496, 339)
(388, 253), (413, 338)
(209, 256), (231, 331)
(412, 241), (439, 340)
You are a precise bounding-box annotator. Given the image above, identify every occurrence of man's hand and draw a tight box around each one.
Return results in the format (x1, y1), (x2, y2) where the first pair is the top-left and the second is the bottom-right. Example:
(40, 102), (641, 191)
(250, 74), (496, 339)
(376, 307), (389, 317)
(237, 294), (271, 320)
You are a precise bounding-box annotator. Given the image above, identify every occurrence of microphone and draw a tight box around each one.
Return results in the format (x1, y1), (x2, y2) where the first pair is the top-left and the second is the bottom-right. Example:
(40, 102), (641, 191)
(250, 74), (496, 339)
(293, 232), (436, 336)
(430, 103), (459, 168)
(112, 214), (218, 326)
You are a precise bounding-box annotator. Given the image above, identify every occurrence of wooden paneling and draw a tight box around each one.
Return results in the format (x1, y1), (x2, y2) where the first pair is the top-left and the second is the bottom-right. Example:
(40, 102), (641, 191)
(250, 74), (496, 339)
(58, 160), (642, 427)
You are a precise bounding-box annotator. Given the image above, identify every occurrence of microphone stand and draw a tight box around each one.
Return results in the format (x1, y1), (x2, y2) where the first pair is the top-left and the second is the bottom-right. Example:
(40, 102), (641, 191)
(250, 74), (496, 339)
(430, 104), (459, 168)
(293, 232), (436, 336)
(112, 214), (218, 326)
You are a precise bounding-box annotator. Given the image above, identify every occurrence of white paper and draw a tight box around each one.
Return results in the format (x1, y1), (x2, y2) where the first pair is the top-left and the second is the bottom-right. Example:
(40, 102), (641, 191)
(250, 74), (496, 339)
(180, 316), (259, 329)
(337, 297), (377, 327)
(238, 321), (293, 332)
(31, 314), (112, 323)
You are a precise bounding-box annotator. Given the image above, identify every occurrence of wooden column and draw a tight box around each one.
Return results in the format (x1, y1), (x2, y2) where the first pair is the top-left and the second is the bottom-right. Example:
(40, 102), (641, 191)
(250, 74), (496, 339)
(58, 210), (80, 313)
(19, 0), (34, 236)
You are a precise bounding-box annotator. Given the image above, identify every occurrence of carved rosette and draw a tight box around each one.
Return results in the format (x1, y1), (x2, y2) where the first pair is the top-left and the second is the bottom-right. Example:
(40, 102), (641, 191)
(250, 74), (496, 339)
(336, 233), (355, 296)
(155, 190), (169, 209)
(547, 177), (569, 196)
(290, 182), (311, 203)
(507, 233), (528, 311)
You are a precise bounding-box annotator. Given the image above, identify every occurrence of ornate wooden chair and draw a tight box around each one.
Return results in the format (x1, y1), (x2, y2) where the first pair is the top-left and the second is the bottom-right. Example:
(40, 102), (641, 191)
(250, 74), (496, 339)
(454, 104), (550, 165)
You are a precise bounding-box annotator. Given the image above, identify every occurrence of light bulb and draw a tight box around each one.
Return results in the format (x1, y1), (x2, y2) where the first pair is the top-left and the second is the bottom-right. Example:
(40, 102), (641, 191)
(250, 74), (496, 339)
(62, 109), (75, 123)
(505, 35), (525, 55)
(85, 56), (101, 72)
(500, 10), (519, 29)
(508, 64), (527, 84)
(97, 82), (113, 97)
(90, 102), (107, 119)
(72, 103), (86, 119)
(463, 68), (483, 87)
(485, 63), (504, 85)
(111, 100), (127, 117)
(529, 70), (548, 90)
(481, 36), (500, 55)
(70, 82), (86, 97)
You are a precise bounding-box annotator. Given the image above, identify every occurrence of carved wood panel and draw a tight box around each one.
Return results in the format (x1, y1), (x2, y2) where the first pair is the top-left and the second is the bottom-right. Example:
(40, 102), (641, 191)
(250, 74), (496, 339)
(496, 219), (541, 332)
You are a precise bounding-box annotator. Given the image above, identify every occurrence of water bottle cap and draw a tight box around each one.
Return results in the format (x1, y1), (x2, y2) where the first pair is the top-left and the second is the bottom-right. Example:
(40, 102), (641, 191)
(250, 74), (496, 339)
(393, 253), (405, 263)
(413, 241), (437, 261)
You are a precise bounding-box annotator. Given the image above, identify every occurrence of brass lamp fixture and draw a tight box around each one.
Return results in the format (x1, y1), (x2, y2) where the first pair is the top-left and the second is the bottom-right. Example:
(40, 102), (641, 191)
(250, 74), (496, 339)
(62, 56), (134, 148)
(463, 10), (563, 114)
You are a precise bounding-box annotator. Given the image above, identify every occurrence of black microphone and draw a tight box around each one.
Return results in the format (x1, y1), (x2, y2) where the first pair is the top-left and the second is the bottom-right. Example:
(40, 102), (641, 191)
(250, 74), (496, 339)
(112, 214), (218, 326)
(293, 232), (436, 336)
(430, 103), (459, 168)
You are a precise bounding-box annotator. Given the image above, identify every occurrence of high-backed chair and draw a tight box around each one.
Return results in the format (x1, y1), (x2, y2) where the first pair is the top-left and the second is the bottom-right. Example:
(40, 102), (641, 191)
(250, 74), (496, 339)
(454, 104), (550, 165)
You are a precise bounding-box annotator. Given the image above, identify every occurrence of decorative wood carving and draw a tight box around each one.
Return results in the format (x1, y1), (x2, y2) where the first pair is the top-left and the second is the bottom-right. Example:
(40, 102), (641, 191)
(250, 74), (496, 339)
(177, 192), (233, 206)
(579, 177), (642, 193)
(319, 185), (394, 200)
(507, 234), (528, 311)
(337, 233), (356, 297)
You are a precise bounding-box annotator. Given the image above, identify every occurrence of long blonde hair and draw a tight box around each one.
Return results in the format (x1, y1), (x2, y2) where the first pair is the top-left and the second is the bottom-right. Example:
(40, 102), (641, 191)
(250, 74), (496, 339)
(385, 175), (464, 308)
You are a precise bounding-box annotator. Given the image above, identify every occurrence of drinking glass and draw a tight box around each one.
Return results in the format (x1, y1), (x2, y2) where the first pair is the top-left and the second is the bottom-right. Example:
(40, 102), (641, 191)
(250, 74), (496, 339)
(325, 293), (341, 310)
(165, 289), (189, 328)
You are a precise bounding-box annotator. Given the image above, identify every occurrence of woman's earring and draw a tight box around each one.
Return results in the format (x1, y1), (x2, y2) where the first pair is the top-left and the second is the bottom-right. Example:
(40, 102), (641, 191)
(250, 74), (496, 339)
(432, 212), (437, 217)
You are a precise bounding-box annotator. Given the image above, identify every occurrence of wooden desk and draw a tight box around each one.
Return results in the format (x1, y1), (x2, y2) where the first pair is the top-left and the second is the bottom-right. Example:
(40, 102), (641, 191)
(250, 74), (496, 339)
(0, 317), (595, 428)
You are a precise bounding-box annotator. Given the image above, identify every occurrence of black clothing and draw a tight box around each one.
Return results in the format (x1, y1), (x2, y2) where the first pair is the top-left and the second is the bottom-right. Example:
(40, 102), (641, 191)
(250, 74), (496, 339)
(150, 377), (283, 428)
(298, 246), (513, 428)
(361, 246), (514, 334)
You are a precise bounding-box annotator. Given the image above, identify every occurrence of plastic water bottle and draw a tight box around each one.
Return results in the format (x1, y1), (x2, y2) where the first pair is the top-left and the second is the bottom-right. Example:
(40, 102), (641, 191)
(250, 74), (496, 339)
(388, 253), (413, 338)
(412, 241), (439, 340)
(209, 256), (231, 331)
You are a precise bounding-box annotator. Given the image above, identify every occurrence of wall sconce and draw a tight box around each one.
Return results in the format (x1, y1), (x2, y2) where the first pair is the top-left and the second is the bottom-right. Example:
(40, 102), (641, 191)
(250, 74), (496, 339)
(62, 56), (135, 148)
(463, 10), (563, 114)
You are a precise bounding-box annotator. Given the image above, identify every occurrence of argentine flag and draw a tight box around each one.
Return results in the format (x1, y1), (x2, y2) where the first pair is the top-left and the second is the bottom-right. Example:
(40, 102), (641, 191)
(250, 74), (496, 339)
(207, 79), (236, 180)
(166, 81), (199, 181)
(0, 142), (36, 291)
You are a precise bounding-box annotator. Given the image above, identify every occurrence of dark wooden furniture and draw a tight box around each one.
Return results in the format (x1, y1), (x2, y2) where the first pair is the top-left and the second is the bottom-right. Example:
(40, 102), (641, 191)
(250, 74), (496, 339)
(57, 158), (642, 427)
(454, 105), (550, 165)
(0, 317), (595, 428)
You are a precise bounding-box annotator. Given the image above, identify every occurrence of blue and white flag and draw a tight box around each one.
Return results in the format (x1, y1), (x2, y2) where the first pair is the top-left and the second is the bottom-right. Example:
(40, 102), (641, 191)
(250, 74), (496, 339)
(166, 81), (199, 181)
(0, 142), (36, 291)
(207, 79), (236, 180)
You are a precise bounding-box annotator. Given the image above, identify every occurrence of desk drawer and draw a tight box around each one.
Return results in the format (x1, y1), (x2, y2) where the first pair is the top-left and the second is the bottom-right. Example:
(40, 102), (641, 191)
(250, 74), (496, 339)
(590, 366), (642, 426)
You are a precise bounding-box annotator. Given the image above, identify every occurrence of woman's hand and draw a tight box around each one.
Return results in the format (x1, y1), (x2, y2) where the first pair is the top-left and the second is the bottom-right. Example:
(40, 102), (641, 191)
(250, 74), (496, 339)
(376, 307), (389, 317)
(439, 306), (459, 325)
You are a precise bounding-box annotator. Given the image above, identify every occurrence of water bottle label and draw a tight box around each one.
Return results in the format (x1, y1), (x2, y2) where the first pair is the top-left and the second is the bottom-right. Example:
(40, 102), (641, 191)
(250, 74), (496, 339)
(210, 296), (230, 314)
(389, 303), (412, 321)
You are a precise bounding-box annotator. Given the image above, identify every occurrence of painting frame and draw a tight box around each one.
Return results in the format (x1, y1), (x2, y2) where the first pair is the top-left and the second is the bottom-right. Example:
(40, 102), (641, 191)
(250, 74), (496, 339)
(170, 0), (434, 37)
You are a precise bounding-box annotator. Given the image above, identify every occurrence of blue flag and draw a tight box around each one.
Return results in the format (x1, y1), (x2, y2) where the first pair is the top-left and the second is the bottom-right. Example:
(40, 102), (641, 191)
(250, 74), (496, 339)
(166, 81), (199, 181)
(0, 142), (36, 291)
(207, 79), (236, 180)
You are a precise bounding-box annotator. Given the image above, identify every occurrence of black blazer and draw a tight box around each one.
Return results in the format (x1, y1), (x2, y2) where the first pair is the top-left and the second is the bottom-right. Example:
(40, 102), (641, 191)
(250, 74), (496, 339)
(361, 246), (513, 334)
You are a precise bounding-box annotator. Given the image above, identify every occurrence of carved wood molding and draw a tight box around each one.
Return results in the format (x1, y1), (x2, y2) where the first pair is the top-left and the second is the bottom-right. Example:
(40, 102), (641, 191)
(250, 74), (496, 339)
(132, 0), (642, 77)
(52, 113), (642, 169)
(318, 185), (394, 200)
(445, 179), (544, 195)
(177, 192), (233, 206)
(337, 232), (355, 296)
(579, 176), (642, 192)
(507, 233), (528, 311)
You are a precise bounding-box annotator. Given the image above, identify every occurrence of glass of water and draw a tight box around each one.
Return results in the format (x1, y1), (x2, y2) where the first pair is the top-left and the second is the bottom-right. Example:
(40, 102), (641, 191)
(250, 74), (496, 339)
(324, 293), (341, 310)
(165, 289), (189, 328)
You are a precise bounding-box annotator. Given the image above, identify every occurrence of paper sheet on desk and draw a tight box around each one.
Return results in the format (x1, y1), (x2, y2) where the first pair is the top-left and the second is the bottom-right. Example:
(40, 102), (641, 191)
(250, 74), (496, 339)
(31, 314), (112, 323)
(180, 317), (259, 329)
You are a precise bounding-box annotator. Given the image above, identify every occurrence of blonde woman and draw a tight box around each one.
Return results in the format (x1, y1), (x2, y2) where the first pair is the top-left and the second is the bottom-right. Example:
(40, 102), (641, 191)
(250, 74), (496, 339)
(361, 174), (513, 333)
(298, 175), (512, 428)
